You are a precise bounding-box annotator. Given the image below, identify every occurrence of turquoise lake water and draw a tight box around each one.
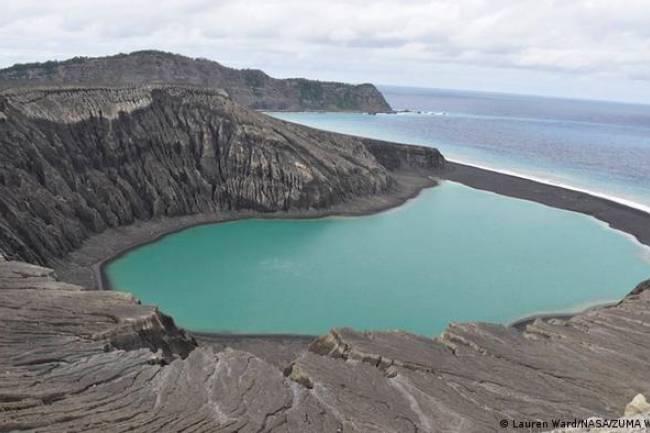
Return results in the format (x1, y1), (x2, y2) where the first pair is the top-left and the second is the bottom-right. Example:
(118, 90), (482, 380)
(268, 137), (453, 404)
(106, 182), (650, 336)
(107, 88), (650, 335)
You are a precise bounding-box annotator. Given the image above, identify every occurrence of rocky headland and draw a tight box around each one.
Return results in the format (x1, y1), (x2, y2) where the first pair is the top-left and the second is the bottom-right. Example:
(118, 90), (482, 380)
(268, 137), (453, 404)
(0, 51), (392, 113)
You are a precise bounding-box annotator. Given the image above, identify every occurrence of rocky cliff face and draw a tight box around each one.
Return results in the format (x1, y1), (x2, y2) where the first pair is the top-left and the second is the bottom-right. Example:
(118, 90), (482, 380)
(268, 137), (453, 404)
(0, 85), (442, 265)
(2, 258), (649, 432)
(0, 51), (392, 112)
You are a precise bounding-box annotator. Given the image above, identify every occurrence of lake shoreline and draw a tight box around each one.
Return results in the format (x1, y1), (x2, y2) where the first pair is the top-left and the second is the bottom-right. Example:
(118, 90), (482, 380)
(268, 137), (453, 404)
(509, 301), (619, 331)
(54, 171), (438, 290)
(441, 161), (650, 248)
(55, 160), (650, 343)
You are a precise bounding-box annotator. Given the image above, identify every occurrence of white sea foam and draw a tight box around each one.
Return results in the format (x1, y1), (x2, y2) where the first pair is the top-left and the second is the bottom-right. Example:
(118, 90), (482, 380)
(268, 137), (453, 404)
(383, 110), (447, 116)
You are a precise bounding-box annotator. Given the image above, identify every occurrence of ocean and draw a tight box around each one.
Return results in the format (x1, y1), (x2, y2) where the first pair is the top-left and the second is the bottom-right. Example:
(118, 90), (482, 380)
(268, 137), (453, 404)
(274, 86), (650, 212)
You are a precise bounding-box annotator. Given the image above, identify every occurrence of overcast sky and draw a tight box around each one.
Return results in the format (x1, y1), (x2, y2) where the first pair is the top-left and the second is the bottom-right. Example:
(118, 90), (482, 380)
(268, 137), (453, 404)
(3, 0), (650, 104)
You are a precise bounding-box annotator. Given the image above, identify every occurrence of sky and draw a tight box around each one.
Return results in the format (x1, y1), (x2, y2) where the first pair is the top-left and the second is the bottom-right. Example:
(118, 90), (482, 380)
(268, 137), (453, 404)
(2, 0), (650, 104)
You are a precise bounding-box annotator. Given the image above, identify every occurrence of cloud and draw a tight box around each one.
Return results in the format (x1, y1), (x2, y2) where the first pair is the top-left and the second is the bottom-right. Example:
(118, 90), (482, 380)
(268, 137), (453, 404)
(1, 0), (650, 101)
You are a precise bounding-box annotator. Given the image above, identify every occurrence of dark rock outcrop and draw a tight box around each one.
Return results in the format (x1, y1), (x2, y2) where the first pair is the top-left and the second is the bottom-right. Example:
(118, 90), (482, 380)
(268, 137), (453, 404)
(0, 50), (392, 112)
(362, 138), (445, 171)
(0, 85), (443, 265)
(2, 258), (649, 432)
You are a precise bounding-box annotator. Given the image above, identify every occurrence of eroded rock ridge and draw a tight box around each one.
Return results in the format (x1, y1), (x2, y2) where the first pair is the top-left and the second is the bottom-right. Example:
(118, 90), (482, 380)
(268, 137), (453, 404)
(0, 50), (392, 112)
(0, 85), (442, 265)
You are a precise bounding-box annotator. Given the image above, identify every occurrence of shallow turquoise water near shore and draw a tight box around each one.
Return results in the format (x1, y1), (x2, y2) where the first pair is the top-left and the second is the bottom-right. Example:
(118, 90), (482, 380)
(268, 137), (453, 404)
(106, 182), (649, 336)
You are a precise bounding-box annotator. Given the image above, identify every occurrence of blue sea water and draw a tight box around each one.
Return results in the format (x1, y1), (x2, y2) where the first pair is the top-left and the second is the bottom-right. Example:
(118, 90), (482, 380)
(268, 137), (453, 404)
(272, 86), (650, 210)
(106, 87), (650, 336)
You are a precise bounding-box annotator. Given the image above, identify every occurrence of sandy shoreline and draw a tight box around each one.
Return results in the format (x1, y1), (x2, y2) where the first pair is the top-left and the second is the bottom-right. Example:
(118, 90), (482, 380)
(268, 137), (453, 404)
(54, 161), (650, 345)
(442, 161), (650, 248)
(54, 171), (438, 290)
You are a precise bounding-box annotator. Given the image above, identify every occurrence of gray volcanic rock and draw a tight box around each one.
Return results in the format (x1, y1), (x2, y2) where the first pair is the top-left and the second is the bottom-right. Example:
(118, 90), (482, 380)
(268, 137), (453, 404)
(0, 85), (443, 265)
(2, 259), (650, 432)
(0, 50), (392, 112)
(0, 258), (341, 432)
